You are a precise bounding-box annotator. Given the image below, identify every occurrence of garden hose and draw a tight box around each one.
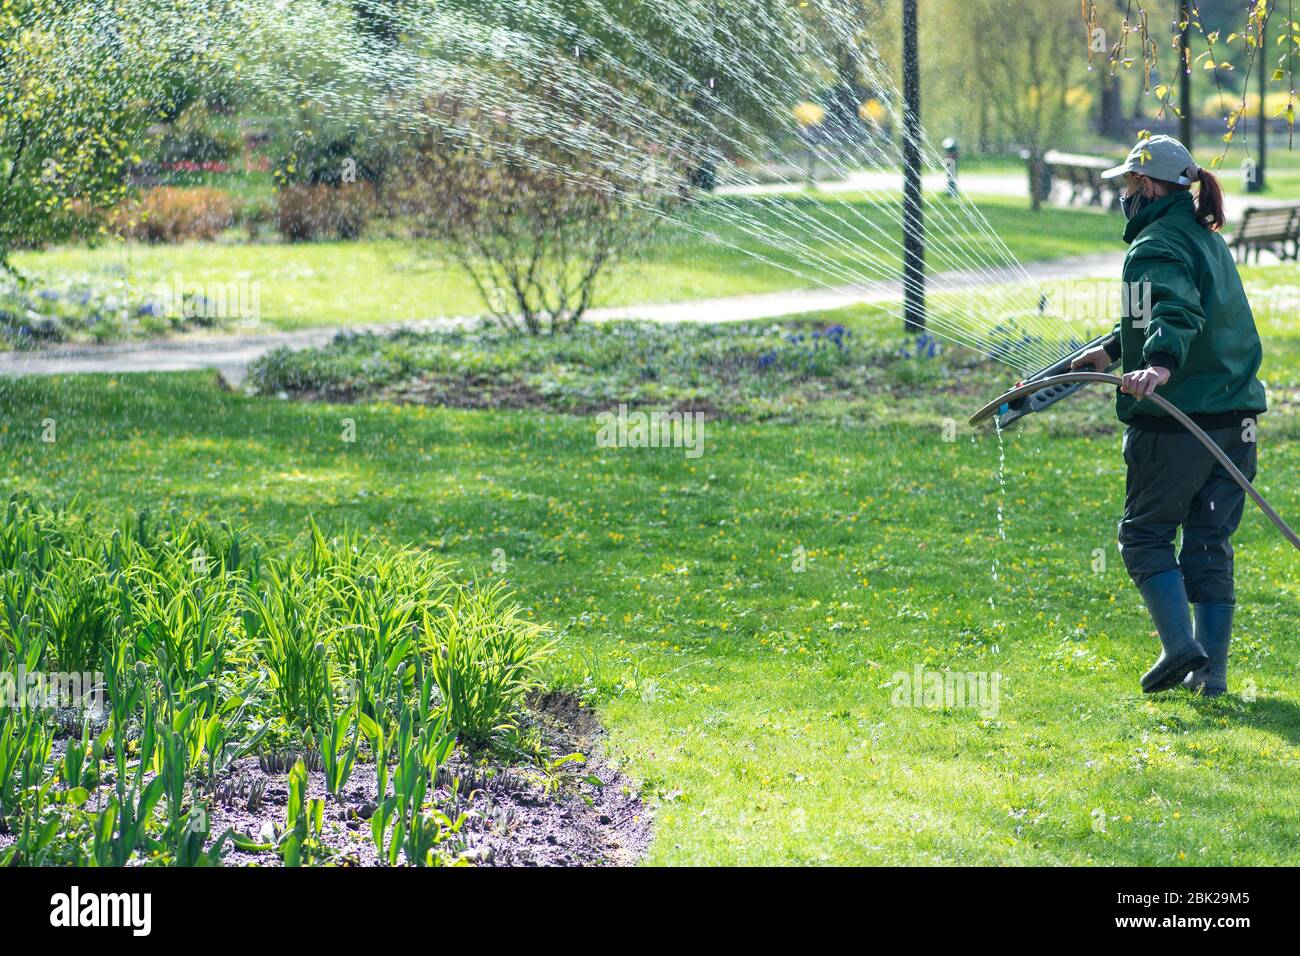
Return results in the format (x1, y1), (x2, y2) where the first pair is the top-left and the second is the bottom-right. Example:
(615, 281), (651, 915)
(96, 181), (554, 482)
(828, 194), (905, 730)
(969, 371), (1300, 551)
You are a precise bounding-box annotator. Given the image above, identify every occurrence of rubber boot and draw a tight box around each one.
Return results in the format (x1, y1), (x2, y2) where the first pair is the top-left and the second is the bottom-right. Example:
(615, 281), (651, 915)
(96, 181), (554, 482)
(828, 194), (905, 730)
(1184, 604), (1233, 697)
(1137, 569), (1208, 693)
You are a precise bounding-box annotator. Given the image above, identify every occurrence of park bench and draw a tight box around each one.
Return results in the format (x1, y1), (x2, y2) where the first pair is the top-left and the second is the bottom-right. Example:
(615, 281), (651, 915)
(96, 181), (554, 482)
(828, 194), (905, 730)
(1023, 150), (1122, 211)
(1230, 205), (1300, 264)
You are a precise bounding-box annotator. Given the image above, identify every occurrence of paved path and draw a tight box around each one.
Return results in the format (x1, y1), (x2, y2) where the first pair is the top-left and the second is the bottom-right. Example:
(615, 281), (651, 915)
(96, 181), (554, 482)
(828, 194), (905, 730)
(720, 170), (1291, 223)
(0, 251), (1126, 384)
(0, 318), (468, 386)
(718, 170), (1035, 199)
(585, 251), (1123, 324)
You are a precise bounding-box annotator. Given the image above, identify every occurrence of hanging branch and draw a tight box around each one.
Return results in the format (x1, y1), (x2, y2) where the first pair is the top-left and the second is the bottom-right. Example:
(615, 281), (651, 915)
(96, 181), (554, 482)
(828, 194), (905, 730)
(1281, 0), (1296, 147)
(1087, 0), (1286, 168)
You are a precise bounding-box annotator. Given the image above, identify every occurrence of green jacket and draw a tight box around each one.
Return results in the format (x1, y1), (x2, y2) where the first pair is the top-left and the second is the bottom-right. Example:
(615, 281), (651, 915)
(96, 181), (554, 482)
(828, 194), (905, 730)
(1109, 190), (1267, 423)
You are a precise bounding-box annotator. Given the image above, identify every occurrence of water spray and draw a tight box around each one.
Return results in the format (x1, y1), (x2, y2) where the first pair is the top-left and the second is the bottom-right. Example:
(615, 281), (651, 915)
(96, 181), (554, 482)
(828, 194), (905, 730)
(969, 343), (1300, 551)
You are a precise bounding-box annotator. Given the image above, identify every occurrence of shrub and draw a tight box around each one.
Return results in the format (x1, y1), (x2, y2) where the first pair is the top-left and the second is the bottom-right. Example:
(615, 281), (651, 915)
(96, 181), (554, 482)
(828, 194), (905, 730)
(235, 195), (277, 241)
(388, 86), (683, 335)
(153, 100), (244, 168)
(247, 319), (896, 416)
(251, 338), (410, 396)
(112, 187), (235, 243)
(275, 182), (376, 242)
(0, 2), (187, 268)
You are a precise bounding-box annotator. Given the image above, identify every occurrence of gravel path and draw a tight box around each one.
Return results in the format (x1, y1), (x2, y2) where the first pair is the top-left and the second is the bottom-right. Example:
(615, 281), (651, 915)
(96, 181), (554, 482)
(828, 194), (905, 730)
(0, 251), (1125, 383)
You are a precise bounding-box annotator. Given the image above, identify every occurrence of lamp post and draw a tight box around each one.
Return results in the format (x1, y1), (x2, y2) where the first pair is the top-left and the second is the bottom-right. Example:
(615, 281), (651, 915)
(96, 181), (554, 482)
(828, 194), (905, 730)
(1248, 12), (1267, 193)
(1179, 5), (1192, 149)
(902, 0), (925, 332)
(1253, 12), (1263, 192)
(942, 137), (959, 196)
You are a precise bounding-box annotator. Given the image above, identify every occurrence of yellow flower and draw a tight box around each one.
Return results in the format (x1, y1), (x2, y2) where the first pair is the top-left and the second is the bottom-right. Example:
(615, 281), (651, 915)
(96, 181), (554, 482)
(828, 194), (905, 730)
(859, 98), (886, 125)
(792, 102), (825, 127)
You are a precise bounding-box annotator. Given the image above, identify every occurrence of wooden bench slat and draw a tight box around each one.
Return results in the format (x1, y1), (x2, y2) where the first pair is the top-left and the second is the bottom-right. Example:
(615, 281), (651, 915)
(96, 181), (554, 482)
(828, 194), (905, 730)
(1027, 150), (1123, 211)
(1231, 204), (1300, 263)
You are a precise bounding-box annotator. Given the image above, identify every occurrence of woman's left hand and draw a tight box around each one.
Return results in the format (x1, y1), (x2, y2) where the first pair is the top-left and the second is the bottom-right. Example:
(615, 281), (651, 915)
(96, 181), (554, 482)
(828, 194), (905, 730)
(1120, 366), (1171, 398)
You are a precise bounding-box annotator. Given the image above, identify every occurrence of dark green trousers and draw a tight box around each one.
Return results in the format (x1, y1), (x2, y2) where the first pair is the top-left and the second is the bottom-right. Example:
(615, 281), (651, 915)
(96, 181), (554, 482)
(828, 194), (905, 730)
(1119, 422), (1257, 605)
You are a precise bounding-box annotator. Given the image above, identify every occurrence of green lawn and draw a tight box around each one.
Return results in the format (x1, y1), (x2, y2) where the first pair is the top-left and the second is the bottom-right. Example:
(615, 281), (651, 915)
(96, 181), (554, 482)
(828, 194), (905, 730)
(11, 194), (1118, 333)
(1214, 140), (1300, 197)
(2, 287), (1297, 863)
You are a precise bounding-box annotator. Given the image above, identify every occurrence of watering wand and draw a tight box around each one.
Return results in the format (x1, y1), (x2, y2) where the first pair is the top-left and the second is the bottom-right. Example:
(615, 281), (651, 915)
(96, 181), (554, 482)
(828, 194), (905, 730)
(980, 332), (1120, 431)
(968, 354), (1300, 551)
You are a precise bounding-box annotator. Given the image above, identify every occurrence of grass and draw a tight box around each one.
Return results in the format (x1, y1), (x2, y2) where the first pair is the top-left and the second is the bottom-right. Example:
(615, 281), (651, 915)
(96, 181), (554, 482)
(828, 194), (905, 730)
(1211, 139), (1300, 197)
(2, 269), (1297, 862)
(10, 194), (1118, 334)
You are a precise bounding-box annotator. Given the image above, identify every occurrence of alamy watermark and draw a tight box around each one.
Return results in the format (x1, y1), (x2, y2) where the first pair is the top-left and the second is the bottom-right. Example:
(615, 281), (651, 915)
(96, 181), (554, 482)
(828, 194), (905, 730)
(890, 665), (1001, 717)
(595, 404), (705, 459)
(0, 668), (104, 715)
(50, 886), (151, 936)
(152, 273), (261, 328)
(1032, 278), (1151, 328)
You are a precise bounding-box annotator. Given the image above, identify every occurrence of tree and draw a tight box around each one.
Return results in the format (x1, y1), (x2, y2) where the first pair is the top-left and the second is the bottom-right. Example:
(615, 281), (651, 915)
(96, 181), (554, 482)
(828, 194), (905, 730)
(938, 0), (1085, 208)
(352, 0), (415, 45)
(427, 0), (879, 181)
(0, 0), (219, 272)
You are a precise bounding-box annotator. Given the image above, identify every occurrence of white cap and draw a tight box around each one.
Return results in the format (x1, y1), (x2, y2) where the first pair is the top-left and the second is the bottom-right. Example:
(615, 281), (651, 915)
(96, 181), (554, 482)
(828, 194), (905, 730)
(1102, 134), (1201, 185)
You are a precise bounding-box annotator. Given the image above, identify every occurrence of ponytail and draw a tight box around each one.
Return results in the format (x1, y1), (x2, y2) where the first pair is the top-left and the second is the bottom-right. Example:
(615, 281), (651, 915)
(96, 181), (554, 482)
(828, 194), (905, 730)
(1193, 168), (1226, 232)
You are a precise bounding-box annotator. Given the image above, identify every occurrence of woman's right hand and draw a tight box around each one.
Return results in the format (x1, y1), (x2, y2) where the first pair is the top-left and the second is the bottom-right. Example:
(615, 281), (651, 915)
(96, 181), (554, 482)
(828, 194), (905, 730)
(1070, 346), (1112, 373)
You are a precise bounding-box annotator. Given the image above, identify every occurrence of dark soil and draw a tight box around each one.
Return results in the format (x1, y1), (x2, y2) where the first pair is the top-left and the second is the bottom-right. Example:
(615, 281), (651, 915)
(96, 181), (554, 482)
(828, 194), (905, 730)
(292, 371), (729, 421)
(203, 692), (651, 867)
(1, 694), (650, 866)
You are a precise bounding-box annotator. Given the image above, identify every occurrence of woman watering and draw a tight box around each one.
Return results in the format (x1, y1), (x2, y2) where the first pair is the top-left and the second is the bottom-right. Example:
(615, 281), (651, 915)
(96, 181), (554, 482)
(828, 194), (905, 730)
(1072, 135), (1267, 697)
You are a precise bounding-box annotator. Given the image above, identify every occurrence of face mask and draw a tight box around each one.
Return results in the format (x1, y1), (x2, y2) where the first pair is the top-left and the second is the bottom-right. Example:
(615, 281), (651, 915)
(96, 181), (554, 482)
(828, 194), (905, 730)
(1121, 190), (1152, 221)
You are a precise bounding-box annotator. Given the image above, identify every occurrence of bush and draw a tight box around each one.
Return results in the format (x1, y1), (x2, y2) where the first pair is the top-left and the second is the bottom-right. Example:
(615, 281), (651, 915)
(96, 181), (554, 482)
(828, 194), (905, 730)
(153, 100), (244, 167)
(275, 182), (376, 241)
(112, 186), (235, 243)
(0, 2), (186, 267)
(388, 87), (681, 335)
(236, 194), (277, 241)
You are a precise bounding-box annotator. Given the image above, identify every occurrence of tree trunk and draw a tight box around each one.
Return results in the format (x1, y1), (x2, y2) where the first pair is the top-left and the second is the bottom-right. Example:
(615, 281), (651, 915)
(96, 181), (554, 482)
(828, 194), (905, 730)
(1096, 71), (1125, 139)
